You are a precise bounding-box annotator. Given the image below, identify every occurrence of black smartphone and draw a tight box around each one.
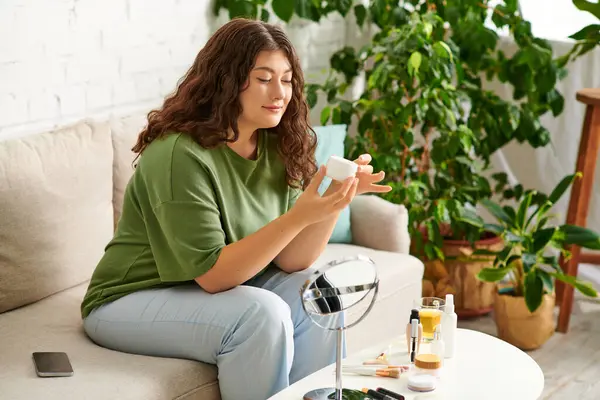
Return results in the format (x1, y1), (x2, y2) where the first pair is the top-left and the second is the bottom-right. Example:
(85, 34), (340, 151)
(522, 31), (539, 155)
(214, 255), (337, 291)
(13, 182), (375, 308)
(32, 352), (74, 377)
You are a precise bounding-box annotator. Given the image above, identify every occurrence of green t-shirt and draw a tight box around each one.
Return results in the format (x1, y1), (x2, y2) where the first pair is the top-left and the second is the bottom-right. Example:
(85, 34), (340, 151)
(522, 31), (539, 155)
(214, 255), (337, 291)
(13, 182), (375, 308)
(80, 131), (297, 319)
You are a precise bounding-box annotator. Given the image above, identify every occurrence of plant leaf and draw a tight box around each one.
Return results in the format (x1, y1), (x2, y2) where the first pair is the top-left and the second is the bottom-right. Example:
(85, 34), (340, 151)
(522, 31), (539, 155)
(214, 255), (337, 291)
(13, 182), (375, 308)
(478, 266), (513, 282)
(335, 0), (354, 17)
(408, 52), (422, 76)
(481, 199), (513, 225)
(353, 4), (367, 27)
(260, 8), (270, 22)
(573, 0), (600, 20)
(521, 252), (537, 273)
(228, 0), (257, 19)
(483, 223), (504, 235)
(524, 270), (544, 313)
(433, 41), (453, 60)
(551, 272), (599, 297)
(569, 24), (600, 40)
(272, 0), (295, 21)
(305, 85), (318, 109)
(559, 225), (600, 249)
(320, 106), (331, 125)
(516, 190), (534, 229)
(548, 173), (581, 204)
(532, 227), (557, 253)
(457, 208), (484, 228)
(505, 231), (525, 243)
(537, 269), (554, 294)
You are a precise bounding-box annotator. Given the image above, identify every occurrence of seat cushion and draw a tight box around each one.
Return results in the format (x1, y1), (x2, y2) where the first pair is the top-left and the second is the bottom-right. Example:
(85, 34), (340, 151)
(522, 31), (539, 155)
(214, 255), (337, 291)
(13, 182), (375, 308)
(0, 283), (220, 400)
(0, 120), (114, 313)
(316, 244), (423, 354)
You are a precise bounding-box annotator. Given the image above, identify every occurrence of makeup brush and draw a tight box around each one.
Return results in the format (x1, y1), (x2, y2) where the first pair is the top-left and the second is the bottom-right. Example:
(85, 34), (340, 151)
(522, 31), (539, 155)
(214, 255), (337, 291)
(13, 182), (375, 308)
(341, 366), (403, 378)
(344, 364), (410, 372)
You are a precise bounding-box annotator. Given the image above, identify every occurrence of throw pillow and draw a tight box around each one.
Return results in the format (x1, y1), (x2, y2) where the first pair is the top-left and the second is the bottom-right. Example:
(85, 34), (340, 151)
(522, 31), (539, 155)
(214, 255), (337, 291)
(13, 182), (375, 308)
(313, 124), (353, 243)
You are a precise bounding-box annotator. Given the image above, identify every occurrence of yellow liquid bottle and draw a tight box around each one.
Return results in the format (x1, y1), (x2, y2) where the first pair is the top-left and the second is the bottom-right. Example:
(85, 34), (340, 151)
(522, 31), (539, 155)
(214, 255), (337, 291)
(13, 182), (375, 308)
(419, 308), (442, 341)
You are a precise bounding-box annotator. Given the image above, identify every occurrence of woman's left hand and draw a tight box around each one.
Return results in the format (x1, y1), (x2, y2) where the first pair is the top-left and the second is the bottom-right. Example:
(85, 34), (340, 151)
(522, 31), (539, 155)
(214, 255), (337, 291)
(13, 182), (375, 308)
(353, 154), (392, 195)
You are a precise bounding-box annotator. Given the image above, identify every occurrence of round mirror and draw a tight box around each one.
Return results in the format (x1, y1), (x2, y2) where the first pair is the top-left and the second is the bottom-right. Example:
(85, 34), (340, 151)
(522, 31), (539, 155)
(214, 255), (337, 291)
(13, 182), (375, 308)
(299, 254), (379, 400)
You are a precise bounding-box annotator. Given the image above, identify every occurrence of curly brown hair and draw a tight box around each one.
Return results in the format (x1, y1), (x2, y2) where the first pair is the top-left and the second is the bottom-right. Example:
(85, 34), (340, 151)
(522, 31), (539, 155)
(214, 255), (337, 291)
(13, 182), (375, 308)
(132, 18), (317, 189)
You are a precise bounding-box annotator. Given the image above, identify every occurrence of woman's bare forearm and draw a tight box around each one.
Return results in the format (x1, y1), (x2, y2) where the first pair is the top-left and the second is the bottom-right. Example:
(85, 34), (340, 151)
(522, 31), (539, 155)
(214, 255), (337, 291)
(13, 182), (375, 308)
(195, 211), (307, 293)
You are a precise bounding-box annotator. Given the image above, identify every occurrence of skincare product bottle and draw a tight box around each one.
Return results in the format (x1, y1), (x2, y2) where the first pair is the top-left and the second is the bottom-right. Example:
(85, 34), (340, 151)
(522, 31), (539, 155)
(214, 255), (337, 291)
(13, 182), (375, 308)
(430, 325), (445, 363)
(413, 353), (442, 377)
(441, 294), (457, 358)
(405, 309), (422, 354)
(325, 155), (358, 181)
(407, 374), (437, 392)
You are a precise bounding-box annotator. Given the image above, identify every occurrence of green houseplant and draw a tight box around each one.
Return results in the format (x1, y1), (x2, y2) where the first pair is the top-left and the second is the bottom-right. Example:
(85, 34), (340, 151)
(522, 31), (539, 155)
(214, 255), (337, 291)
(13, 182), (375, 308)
(308, 0), (568, 316)
(458, 173), (600, 349)
(308, 10), (508, 316)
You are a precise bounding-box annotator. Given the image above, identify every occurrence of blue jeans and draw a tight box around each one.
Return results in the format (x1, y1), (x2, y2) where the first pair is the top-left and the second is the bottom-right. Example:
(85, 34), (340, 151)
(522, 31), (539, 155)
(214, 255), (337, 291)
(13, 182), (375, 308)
(83, 267), (342, 400)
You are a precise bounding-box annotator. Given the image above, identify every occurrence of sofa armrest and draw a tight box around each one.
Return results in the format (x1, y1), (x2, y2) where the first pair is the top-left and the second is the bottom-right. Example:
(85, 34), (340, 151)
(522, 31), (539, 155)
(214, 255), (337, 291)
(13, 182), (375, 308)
(350, 195), (410, 253)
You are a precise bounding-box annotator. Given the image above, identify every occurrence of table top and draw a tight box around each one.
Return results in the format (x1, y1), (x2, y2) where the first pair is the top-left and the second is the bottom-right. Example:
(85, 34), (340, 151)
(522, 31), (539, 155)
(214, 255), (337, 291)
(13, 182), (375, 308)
(577, 88), (600, 105)
(269, 328), (544, 400)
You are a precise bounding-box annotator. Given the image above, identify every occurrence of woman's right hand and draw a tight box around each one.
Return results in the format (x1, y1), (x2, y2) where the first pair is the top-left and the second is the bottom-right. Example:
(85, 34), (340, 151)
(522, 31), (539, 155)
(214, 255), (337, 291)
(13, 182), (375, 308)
(289, 165), (358, 226)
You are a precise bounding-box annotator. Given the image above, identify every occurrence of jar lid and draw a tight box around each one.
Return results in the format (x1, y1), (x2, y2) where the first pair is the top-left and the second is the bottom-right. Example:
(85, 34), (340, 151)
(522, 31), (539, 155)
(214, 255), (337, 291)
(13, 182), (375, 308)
(414, 353), (441, 369)
(407, 374), (437, 392)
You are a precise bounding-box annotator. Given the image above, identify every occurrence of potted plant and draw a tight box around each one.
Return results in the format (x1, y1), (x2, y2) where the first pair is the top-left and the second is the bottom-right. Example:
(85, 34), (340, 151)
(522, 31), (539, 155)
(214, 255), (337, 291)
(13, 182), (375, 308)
(458, 173), (600, 349)
(299, 1), (568, 318)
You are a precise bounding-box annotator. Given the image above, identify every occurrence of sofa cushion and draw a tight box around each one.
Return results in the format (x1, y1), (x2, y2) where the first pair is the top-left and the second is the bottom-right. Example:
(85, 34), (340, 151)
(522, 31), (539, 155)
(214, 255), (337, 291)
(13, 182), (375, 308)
(109, 113), (148, 227)
(0, 121), (114, 313)
(350, 195), (410, 253)
(0, 282), (220, 400)
(314, 124), (352, 244)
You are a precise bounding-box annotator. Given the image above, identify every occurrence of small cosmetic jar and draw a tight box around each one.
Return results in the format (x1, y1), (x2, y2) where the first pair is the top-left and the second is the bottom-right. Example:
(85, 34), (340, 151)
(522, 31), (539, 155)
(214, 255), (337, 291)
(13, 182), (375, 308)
(407, 374), (437, 393)
(326, 155), (358, 182)
(413, 353), (442, 377)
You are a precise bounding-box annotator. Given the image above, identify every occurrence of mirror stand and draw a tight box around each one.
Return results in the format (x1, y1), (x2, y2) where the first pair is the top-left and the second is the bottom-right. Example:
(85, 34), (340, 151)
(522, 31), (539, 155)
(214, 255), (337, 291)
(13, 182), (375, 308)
(299, 255), (379, 400)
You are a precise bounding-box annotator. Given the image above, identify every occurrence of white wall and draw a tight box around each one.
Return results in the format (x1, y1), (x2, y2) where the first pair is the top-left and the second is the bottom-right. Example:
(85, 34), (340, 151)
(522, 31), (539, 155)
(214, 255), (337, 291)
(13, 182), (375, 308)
(0, 0), (350, 141)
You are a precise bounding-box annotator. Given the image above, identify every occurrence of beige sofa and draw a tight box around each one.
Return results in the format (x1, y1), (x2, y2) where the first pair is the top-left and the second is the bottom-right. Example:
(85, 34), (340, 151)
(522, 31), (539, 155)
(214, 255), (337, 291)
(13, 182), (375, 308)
(0, 114), (424, 400)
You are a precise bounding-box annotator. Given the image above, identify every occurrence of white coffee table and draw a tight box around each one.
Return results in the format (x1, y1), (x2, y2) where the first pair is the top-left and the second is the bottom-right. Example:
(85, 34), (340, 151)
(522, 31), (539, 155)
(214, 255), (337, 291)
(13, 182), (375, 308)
(269, 328), (544, 400)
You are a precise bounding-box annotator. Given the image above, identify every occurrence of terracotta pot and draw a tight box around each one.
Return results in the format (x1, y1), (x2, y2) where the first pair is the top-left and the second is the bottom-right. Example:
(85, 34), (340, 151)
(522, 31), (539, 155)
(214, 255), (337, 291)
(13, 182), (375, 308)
(441, 235), (504, 318)
(493, 291), (555, 350)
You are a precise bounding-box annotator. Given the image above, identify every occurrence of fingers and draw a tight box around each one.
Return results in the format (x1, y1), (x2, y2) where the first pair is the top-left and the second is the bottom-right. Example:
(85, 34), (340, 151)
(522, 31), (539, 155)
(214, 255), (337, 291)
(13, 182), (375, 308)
(369, 184), (393, 193)
(357, 165), (374, 174)
(363, 171), (392, 193)
(341, 177), (359, 207)
(354, 154), (372, 165)
(307, 165), (327, 194)
(329, 176), (356, 204)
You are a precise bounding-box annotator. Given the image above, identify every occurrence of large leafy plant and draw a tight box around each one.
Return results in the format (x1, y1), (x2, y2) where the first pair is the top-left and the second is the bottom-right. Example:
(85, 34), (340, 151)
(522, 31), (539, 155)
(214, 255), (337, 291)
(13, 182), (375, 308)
(458, 173), (600, 312)
(308, 11), (492, 260)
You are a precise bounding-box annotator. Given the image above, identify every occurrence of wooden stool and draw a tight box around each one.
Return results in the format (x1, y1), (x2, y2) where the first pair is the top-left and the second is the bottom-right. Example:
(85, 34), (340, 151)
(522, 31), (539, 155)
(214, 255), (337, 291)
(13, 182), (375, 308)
(556, 88), (600, 333)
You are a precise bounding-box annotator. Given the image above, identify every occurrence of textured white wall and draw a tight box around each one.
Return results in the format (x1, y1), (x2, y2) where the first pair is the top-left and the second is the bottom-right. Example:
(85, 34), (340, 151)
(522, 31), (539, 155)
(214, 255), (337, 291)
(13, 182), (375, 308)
(0, 0), (350, 140)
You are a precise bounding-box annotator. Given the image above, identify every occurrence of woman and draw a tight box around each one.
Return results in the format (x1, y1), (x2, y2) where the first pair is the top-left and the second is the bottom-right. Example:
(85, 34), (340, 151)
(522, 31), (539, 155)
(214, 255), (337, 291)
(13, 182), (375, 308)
(81, 18), (391, 400)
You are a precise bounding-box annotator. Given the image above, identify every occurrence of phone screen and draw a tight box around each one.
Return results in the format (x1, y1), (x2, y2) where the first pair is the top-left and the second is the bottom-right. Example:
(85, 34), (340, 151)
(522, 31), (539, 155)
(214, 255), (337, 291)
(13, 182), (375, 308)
(32, 352), (74, 377)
